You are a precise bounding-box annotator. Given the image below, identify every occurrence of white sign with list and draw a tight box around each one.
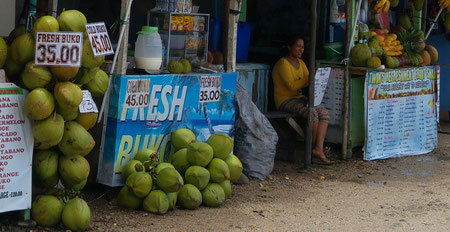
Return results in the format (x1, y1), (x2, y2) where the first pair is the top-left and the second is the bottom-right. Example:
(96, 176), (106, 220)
(314, 67), (332, 106)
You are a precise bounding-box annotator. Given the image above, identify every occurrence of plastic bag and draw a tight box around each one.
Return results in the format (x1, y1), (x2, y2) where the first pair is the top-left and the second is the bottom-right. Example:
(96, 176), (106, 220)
(233, 84), (278, 180)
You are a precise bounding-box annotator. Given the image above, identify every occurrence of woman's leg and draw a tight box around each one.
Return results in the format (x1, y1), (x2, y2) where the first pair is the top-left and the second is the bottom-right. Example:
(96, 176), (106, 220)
(312, 106), (331, 163)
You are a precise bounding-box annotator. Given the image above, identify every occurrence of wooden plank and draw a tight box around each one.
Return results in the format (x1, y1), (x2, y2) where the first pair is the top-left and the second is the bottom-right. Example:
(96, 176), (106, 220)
(342, 0), (352, 159)
(224, 0), (240, 72)
(286, 117), (305, 138)
(117, 0), (131, 75)
(304, 0), (318, 169)
(265, 111), (296, 119)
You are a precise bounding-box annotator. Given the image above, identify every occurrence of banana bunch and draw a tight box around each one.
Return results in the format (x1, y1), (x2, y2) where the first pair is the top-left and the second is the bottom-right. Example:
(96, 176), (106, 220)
(371, 0), (390, 13)
(439, 0), (450, 9)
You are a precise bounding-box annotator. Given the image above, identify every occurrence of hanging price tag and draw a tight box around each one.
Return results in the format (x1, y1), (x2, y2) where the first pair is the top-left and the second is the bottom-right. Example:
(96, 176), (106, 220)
(85, 22), (114, 57)
(199, 76), (221, 103)
(124, 79), (151, 108)
(79, 90), (98, 113)
(35, 32), (83, 66)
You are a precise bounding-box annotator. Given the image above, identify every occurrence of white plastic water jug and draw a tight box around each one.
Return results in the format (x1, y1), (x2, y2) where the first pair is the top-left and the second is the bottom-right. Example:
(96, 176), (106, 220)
(134, 26), (162, 72)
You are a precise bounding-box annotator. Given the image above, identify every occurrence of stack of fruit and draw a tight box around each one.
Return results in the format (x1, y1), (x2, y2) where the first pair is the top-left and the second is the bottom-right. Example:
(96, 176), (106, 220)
(118, 128), (244, 214)
(0, 9), (111, 231)
(371, 29), (403, 57)
(370, 0), (391, 14)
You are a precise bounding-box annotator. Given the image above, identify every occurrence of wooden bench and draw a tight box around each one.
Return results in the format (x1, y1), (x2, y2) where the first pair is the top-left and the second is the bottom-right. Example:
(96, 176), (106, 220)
(264, 111), (304, 138)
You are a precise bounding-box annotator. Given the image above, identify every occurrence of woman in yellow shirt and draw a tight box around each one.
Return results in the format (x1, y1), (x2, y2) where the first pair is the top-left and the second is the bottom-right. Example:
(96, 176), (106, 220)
(272, 36), (331, 164)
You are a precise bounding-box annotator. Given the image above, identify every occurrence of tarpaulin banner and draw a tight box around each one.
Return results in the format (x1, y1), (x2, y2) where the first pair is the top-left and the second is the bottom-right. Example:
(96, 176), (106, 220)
(0, 83), (33, 213)
(97, 73), (237, 186)
(364, 66), (439, 160)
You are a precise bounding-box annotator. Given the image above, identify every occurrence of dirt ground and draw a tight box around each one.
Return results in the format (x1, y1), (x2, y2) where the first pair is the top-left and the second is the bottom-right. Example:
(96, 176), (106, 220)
(3, 126), (450, 232)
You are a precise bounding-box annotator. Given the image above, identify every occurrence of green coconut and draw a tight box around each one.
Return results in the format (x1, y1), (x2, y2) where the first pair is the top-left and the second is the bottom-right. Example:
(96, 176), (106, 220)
(208, 158), (230, 183)
(206, 133), (233, 160)
(57, 102), (80, 121)
(0, 37), (6, 68)
(170, 148), (190, 175)
(21, 61), (52, 90)
(186, 141), (213, 167)
(32, 16), (59, 39)
(75, 112), (98, 130)
(10, 33), (34, 64)
(167, 192), (177, 210)
(133, 148), (159, 171)
(61, 178), (87, 191)
(54, 81), (83, 107)
(121, 160), (145, 181)
(126, 172), (153, 198)
(82, 38), (105, 68)
(4, 48), (24, 77)
(185, 166), (210, 191)
(33, 113), (64, 149)
(177, 184), (202, 210)
(143, 190), (169, 215)
(33, 150), (59, 183)
(58, 10), (87, 32)
(24, 88), (55, 120)
(171, 128), (196, 150)
(350, 43), (372, 67)
(74, 67), (92, 85)
(224, 154), (243, 183)
(58, 121), (95, 157)
(201, 183), (225, 207)
(154, 162), (175, 175)
(61, 198), (91, 232)
(218, 180), (232, 200)
(7, 25), (26, 45)
(179, 59), (191, 74)
(118, 186), (143, 210)
(31, 195), (63, 227)
(84, 68), (109, 97)
(39, 174), (59, 189)
(156, 167), (184, 193)
(59, 155), (90, 186)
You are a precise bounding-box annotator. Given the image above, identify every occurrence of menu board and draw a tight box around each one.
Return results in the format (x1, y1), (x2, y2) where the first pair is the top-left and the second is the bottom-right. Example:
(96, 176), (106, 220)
(364, 67), (439, 160)
(0, 83), (33, 213)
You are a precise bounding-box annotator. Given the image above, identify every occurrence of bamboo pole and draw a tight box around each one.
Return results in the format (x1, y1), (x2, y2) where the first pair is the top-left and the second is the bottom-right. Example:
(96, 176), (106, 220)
(224, 0), (240, 72)
(305, 0), (318, 169)
(342, 0), (353, 159)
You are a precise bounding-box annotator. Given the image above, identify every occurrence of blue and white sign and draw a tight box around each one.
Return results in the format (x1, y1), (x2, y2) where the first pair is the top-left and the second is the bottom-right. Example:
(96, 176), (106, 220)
(97, 73), (237, 186)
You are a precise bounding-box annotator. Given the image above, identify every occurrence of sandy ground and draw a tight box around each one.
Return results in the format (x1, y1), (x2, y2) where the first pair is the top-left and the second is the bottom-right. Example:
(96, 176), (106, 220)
(2, 127), (450, 232)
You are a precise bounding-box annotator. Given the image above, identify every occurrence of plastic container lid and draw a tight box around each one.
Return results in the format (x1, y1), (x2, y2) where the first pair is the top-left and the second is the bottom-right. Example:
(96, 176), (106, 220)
(138, 26), (158, 34)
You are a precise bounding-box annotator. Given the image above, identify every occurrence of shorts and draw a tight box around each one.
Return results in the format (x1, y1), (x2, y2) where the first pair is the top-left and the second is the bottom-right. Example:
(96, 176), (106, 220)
(279, 97), (330, 123)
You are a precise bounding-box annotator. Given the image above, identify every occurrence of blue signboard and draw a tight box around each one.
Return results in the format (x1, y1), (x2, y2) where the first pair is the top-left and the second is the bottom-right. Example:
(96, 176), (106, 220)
(97, 73), (237, 186)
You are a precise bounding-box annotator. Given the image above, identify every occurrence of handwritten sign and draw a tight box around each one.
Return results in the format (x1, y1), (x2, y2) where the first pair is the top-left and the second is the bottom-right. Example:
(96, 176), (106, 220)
(35, 32), (83, 67)
(79, 90), (98, 113)
(85, 22), (114, 57)
(0, 83), (33, 213)
(124, 79), (151, 109)
(314, 67), (331, 106)
(199, 76), (221, 103)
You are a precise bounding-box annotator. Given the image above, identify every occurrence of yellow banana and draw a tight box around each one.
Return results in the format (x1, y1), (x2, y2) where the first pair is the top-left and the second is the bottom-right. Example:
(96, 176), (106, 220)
(382, 0), (390, 12)
(375, 0), (387, 9)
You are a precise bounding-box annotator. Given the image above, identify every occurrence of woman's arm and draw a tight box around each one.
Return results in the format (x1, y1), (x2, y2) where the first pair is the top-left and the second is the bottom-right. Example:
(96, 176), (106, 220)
(277, 60), (307, 91)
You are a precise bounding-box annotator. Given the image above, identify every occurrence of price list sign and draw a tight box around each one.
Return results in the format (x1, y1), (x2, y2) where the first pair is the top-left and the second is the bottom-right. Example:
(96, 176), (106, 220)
(364, 67), (438, 161)
(35, 32), (83, 67)
(0, 83), (33, 213)
(85, 22), (114, 56)
(199, 75), (221, 103)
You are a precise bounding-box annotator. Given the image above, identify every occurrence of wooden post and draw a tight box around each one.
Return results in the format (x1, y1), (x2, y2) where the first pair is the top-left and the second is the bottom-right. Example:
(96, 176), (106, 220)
(342, 0), (352, 159)
(224, 0), (240, 72)
(48, 0), (58, 17)
(117, 0), (131, 75)
(305, 0), (318, 169)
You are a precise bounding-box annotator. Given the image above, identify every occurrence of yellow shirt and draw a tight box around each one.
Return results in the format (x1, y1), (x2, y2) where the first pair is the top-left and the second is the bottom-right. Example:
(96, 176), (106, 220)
(272, 57), (309, 109)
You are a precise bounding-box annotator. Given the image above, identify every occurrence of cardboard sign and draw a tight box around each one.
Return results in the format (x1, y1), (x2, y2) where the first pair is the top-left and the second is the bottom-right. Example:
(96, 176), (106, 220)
(85, 22), (114, 56)
(79, 90), (98, 113)
(35, 32), (83, 67)
(199, 75), (221, 103)
(0, 83), (33, 213)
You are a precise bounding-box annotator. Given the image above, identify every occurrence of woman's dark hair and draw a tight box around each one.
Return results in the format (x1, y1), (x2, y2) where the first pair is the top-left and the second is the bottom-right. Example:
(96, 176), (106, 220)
(280, 35), (304, 57)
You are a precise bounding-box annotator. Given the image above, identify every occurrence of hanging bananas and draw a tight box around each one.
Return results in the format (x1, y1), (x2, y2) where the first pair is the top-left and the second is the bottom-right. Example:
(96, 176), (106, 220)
(439, 0), (450, 9)
(372, 0), (390, 14)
